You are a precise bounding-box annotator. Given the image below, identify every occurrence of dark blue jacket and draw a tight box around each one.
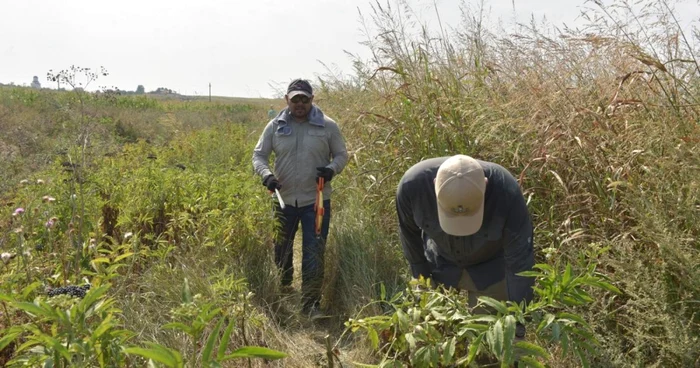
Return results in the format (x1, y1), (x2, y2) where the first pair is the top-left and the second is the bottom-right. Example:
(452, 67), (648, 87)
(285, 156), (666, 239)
(396, 157), (535, 304)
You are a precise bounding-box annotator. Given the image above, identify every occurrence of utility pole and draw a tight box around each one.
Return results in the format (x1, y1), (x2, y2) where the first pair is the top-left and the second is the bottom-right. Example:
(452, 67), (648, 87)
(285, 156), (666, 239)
(209, 83), (211, 102)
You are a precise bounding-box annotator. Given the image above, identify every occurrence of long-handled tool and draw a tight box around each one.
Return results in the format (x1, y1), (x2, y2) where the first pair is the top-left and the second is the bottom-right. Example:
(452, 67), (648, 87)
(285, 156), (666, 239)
(314, 178), (325, 237)
(273, 188), (285, 209)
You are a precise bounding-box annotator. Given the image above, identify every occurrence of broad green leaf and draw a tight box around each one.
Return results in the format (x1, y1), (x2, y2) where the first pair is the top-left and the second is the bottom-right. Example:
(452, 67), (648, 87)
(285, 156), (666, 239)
(573, 343), (590, 368)
(502, 315), (516, 363)
(217, 318), (236, 360)
(442, 337), (456, 365)
(516, 271), (541, 277)
(431, 345), (439, 367)
(413, 346), (430, 365)
(562, 263), (573, 288)
(430, 309), (447, 321)
(556, 312), (591, 329)
(114, 252), (135, 263)
(518, 355), (546, 368)
(478, 297), (508, 315)
(397, 309), (409, 332)
(91, 257), (111, 265)
(368, 327), (379, 349)
(537, 313), (556, 333)
(0, 293), (13, 302)
(223, 346), (287, 360)
(489, 319), (504, 357)
(124, 344), (183, 368)
(80, 285), (110, 312)
(455, 333), (483, 365)
(0, 328), (22, 351)
(91, 314), (115, 341)
(533, 263), (554, 273)
(380, 283), (386, 301)
(464, 323), (491, 332)
(514, 341), (551, 359)
(585, 279), (621, 294)
(37, 334), (71, 361)
(202, 318), (223, 363)
(200, 307), (222, 324)
(13, 302), (53, 319)
(551, 322), (561, 341)
(468, 315), (498, 324)
(570, 327), (597, 342)
(163, 322), (193, 335)
(21, 281), (43, 299)
(561, 329), (569, 356)
(405, 333), (417, 351)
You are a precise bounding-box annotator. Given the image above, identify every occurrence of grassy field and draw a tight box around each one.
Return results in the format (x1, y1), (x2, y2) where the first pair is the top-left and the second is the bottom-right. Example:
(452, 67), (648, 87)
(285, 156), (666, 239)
(0, 1), (698, 367)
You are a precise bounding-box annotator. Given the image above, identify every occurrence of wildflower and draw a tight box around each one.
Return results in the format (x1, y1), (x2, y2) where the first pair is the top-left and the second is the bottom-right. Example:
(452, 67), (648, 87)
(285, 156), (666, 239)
(19, 179), (29, 185)
(124, 232), (133, 240)
(45, 219), (56, 228)
(12, 208), (25, 216)
(1, 252), (15, 264)
(42, 196), (56, 203)
(36, 179), (45, 184)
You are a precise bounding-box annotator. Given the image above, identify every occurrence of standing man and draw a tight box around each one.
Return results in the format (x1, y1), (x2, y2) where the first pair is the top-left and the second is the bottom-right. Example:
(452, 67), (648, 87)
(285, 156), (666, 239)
(396, 155), (535, 334)
(253, 78), (348, 316)
(267, 105), (277, 119)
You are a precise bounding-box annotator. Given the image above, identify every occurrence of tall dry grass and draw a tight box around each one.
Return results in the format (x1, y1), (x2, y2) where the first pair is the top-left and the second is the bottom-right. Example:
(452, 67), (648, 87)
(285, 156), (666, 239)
(315, 0), (699, 366)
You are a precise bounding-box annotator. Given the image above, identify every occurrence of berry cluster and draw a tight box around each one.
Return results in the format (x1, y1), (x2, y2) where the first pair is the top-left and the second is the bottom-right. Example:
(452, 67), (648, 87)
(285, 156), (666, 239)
(47, 284), (91, 298)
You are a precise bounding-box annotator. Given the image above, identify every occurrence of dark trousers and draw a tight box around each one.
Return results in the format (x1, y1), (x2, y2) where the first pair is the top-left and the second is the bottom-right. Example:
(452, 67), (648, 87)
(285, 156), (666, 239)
(274, 199), (331, 309)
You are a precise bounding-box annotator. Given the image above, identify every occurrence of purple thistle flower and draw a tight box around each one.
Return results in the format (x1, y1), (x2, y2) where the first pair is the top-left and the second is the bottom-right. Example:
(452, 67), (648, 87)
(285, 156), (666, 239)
(13, 208), (25, 216)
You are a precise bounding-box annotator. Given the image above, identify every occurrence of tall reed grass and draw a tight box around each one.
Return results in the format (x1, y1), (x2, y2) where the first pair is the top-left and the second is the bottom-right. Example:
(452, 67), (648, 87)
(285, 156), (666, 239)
(316, 0), (699, 366)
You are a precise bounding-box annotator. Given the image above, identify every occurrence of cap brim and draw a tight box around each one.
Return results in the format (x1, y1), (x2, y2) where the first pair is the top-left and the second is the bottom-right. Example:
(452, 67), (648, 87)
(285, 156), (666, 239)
(287, 90), (312, 98)
(437, 203), (484, 236)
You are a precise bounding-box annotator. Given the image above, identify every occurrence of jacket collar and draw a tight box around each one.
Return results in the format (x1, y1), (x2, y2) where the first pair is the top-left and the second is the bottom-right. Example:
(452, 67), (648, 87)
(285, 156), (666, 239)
(276, 105), (326, 127)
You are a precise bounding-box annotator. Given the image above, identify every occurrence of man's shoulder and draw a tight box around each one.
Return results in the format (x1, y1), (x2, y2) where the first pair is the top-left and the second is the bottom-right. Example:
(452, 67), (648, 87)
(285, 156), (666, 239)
(398, 157), (447, 192)
(321, 113), (339, 126)
(481, 161), (522, 197)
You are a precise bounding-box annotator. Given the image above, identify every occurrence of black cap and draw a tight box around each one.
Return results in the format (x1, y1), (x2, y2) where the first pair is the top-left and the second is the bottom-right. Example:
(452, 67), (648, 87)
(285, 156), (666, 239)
(287, 78), (313, 98)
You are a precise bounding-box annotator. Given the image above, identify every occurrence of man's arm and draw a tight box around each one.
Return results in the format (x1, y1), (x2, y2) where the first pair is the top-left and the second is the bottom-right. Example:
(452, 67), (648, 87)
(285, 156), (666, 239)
(396, 184), (431, 279)
(252, 122), (275, 178)
(502, 190), (535, 304)
(326, 124), (348, 175)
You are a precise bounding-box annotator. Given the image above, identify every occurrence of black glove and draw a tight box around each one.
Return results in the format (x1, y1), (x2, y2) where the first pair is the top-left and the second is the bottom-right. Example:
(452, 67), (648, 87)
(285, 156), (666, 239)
(316, 167), (334, 183)
(262, 174), (281, 191)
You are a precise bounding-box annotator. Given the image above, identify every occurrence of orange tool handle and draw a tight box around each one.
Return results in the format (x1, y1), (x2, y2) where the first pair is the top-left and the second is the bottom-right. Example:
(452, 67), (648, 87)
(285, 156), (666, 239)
(314, 178), (325, 235)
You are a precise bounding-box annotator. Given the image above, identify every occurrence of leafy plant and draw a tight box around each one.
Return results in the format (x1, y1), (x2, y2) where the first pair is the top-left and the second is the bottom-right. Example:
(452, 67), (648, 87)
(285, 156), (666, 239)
(0, 283), (135, 367)
(124, 277), (287, 367)
(345, 260), (621, 367)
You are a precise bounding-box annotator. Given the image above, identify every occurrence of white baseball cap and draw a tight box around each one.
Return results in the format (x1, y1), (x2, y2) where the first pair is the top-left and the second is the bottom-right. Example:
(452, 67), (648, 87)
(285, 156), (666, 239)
(435, 155), (486, 236)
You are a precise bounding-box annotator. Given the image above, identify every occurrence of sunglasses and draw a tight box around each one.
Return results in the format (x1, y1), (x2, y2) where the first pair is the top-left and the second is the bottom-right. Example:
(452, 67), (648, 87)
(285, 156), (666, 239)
(290, 95), (310, 104)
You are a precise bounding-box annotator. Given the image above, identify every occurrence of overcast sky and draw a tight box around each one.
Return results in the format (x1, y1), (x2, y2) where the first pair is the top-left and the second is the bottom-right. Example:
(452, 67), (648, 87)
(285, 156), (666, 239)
(1, 0), (697, 97)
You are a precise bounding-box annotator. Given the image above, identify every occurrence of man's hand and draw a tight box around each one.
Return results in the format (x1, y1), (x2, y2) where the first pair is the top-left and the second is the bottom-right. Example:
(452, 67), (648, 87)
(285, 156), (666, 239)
(262, 174), (281, 191)
(316, 167), (334, 183)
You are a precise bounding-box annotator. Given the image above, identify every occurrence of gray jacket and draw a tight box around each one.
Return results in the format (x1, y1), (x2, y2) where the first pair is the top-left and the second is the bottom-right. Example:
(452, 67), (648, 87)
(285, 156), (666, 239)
(252, 105), (348, 207)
